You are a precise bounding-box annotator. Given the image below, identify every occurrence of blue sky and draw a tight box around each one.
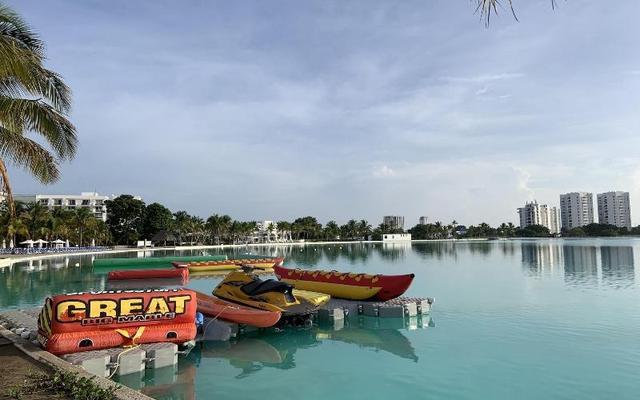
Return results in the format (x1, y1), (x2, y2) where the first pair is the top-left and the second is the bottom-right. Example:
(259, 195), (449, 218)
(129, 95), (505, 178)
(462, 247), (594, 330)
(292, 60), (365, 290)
(7, 1), (640, 226)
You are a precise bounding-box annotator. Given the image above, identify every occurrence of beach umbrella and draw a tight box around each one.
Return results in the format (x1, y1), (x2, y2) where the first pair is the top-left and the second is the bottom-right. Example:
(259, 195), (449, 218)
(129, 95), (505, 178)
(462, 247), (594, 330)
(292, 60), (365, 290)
(9, 239), (14, 248)
(20, 239), (34, 248)
(34, 239), (48, 248)
(91, 238), (95, 247)
(65, 239), (70, 248)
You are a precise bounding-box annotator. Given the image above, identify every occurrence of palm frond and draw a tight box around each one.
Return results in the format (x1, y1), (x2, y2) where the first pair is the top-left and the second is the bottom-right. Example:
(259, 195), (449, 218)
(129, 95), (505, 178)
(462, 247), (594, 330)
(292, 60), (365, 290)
(476, 0), (559, 25)
(0, 7), (71, 113)
(475, 0), (518, 26)
(0, 4), (44, 57)
(0, 96), (77, 160)
(0, 126), (59, 183)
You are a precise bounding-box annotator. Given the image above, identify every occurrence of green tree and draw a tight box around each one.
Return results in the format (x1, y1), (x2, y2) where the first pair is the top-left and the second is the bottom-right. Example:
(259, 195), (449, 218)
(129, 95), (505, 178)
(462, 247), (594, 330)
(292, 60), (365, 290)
(357, 219), (372, 239)
(142, 202), (173, 238)
(104, 195), (145, 245)
(0, 5), (77, 218)
(565, 227), (587, 237)
(515, 224), (550, 237)
(323, 220), (340, 240)
(72, 207), (94, 246)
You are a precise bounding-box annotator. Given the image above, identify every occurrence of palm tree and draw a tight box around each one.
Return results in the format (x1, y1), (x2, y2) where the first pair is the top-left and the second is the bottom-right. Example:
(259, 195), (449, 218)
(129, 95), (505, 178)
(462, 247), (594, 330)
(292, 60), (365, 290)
(73, 207), (93, 246)
(478, 0), (557, 25)
(0, 5), (77, 218)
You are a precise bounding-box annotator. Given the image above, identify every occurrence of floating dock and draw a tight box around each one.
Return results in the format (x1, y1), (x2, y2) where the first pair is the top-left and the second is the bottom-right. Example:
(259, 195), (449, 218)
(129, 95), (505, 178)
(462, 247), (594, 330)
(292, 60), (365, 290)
(0, 295), (433, 379)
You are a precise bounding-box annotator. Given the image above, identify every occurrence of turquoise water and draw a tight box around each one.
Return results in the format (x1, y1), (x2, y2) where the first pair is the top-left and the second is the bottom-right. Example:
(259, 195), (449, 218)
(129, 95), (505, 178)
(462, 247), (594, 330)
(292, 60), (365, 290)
(1, 239), (639, 399)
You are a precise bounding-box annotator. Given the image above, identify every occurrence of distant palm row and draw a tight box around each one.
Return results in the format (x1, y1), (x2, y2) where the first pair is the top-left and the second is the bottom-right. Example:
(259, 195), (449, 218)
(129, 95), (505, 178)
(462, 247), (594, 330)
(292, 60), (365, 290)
(0, 201), (108, 246)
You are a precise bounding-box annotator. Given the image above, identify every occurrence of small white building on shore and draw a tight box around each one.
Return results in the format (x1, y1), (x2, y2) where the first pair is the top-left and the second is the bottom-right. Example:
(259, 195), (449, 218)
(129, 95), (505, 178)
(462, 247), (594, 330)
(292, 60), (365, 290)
(382, 233), (412, 242)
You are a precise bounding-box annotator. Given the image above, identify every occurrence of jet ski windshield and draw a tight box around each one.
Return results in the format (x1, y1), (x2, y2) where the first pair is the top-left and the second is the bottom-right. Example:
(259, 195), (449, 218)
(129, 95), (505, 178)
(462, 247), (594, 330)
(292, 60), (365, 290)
(241, 278), (296, 302)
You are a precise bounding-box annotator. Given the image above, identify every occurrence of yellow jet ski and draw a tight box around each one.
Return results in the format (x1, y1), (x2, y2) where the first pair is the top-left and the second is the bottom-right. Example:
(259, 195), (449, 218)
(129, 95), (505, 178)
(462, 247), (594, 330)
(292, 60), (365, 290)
(213, 270), (330, 318)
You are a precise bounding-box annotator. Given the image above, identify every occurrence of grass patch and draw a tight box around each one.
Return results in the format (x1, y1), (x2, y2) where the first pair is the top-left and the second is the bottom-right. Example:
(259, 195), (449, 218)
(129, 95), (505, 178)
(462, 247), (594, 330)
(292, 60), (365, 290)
(4, 369), (117, 400)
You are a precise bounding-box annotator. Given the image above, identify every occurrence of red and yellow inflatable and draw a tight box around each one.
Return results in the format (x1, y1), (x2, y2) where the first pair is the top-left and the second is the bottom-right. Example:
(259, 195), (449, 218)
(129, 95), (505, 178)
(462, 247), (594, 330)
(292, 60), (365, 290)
(37, 288), (197, 355)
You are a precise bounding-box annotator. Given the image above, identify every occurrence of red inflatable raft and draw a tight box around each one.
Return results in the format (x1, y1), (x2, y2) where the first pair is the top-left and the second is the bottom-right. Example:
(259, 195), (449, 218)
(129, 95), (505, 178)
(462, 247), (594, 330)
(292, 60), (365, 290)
(37, 289), (197, 355)
(108, 268), (189, 281)
(274, 265), (414, 301)
(195, 291), (281, 328)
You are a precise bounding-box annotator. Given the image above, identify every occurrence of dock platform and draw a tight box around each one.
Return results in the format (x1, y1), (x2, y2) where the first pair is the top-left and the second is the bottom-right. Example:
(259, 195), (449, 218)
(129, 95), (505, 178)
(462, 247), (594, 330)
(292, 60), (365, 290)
(0, 295), (433, 379)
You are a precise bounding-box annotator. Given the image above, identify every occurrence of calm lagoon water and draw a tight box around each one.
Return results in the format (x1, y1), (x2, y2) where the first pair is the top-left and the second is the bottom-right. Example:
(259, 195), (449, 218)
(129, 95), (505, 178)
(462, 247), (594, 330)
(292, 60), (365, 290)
(2, 239), (640, 399)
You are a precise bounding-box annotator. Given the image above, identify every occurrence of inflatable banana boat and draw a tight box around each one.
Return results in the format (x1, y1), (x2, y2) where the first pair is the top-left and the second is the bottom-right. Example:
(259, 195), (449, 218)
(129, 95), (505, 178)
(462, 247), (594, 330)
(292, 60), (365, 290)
(37, 288), (197, 355)
(173, 257), (284, 272)
(107, 268), (189, 281)
(274, 265), (414, 301)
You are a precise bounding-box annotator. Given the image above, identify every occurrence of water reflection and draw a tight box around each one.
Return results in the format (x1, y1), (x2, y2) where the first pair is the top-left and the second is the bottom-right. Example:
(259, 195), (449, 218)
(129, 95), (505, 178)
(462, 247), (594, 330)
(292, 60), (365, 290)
(0, 255), (107, 308)
(136, 316), (430, 398)
(521, 241), (563, 273)
(519, 241), (636, 289)
(601, 246), (634, 288)
(191, 316), (429, 378)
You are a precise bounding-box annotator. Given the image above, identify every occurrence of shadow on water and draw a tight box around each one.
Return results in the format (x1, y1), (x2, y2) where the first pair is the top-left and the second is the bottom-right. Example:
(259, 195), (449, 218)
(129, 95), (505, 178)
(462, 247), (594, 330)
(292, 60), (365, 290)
(139, 315), (433, 399)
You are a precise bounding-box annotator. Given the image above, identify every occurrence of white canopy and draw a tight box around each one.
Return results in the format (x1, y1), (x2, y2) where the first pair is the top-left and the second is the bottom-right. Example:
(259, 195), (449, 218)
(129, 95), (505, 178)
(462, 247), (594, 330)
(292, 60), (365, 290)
(34, 239), (48, 244)
(51, 239), (65, 244)
(20, 239), (34, 244)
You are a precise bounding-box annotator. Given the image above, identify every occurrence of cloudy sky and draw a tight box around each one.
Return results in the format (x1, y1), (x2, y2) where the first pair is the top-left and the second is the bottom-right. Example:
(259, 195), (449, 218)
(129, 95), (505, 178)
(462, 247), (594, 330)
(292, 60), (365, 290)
(6, 0), (640, 226)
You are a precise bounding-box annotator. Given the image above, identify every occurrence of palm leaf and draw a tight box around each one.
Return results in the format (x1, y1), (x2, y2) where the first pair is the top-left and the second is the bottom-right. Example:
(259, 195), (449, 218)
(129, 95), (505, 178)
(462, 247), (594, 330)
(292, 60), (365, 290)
(0, 96), (77, 159)
(0, 126), (59, 183)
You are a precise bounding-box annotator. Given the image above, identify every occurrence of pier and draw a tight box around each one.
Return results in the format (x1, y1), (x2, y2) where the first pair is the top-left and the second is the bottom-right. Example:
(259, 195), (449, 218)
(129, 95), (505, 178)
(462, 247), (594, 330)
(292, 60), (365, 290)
(0, 295), (433, 379)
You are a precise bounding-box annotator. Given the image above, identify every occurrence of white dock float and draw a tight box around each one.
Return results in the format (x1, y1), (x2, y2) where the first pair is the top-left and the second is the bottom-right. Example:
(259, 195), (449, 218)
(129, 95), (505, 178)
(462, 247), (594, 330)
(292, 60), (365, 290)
(318, 296), (434, 323)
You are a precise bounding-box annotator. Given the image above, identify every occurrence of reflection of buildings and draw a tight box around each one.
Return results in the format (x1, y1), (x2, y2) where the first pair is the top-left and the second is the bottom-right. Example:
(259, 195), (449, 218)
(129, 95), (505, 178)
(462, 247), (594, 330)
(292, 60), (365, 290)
(563, 245), (598, 283)
(521, 242), (562, 273)
(601, 246), (634, 286)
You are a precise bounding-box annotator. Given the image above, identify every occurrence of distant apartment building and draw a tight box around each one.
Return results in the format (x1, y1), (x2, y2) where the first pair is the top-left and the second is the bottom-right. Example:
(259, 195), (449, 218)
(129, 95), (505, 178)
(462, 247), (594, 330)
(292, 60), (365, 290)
(517, 201), (560, 234)
(597, 191), (631, 229)
(418, 216), (429, 225)
(383, 215), (405, 230)
(14, 192), (110, 221)
(559, 192), (594, 230)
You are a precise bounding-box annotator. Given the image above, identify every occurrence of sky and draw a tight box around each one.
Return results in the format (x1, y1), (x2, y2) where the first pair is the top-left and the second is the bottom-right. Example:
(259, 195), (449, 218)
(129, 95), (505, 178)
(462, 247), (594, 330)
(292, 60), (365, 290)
(6, 0), (640, 226)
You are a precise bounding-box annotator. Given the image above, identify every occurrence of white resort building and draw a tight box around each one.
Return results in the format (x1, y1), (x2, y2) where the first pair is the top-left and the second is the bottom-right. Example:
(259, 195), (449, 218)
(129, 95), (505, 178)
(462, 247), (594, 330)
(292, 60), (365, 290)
(559, 192), (594, 231)
(517, 201), (560, 234)
(14, 192), (110, 221)
(249, 221), (292, 243)
(597, 191), (632, 229)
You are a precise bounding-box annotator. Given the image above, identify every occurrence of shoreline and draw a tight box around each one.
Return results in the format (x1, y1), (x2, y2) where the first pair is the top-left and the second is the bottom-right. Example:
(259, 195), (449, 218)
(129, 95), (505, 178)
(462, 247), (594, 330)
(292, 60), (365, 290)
(0, 239), (488, 267)
(4, 236), (635, 267)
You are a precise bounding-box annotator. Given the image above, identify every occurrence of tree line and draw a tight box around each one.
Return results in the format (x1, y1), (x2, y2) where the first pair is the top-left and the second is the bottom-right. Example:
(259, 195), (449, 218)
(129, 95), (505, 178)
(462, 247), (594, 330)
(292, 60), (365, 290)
(5, 193), (640, 246)
(0, 202), (109, 246)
